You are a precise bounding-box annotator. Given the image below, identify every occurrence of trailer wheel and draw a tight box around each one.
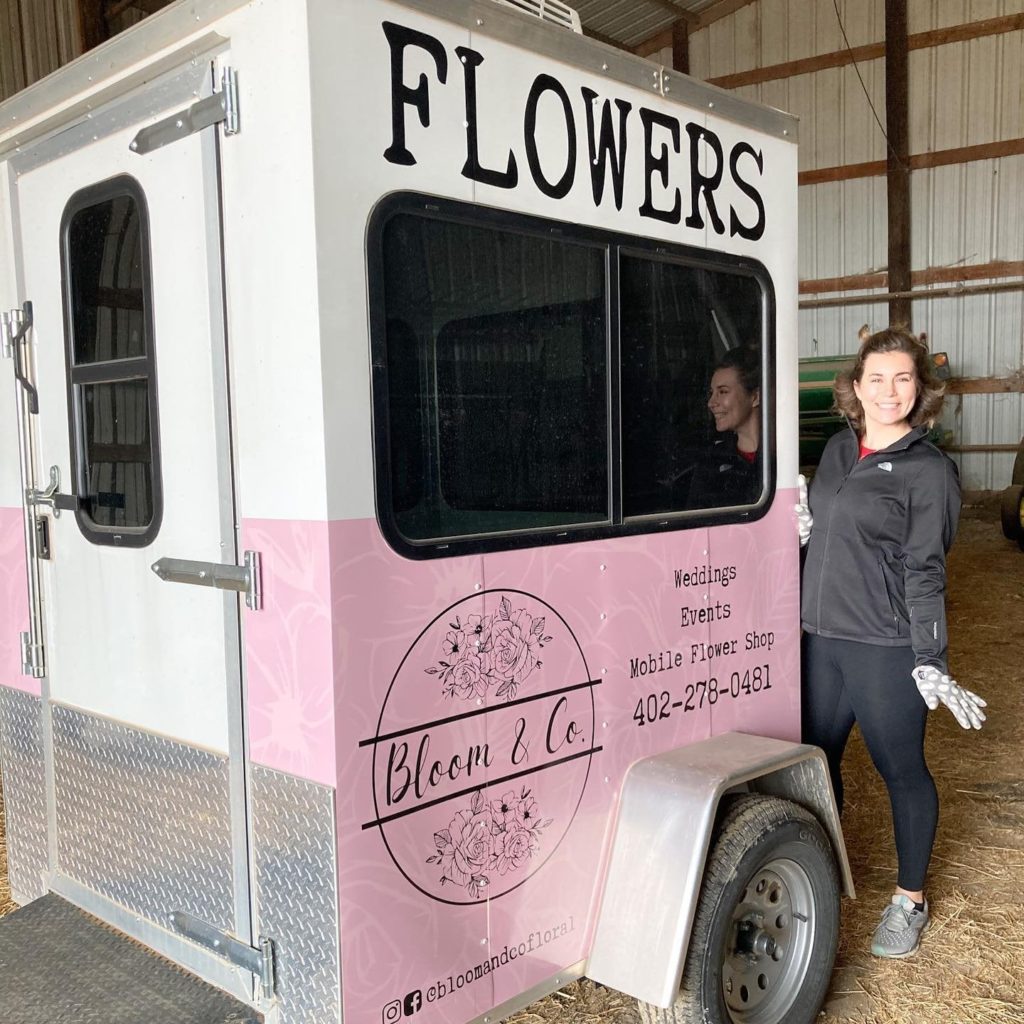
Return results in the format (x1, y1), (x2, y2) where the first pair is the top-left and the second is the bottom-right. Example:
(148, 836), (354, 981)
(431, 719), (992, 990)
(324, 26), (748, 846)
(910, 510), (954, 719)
(1012, 439), (1024, 486)
(1000, 485), (1024, 542)
(638, 795), (840, 1024)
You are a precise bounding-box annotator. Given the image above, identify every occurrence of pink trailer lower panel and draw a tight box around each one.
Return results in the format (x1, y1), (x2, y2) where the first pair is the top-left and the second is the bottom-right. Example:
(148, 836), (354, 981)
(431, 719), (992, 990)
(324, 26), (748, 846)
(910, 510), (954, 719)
(242, 492), (799, 1024)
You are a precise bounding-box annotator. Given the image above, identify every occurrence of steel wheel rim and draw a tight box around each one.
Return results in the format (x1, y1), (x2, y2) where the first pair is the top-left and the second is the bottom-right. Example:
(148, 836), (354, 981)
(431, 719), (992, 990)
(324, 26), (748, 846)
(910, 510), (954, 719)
(721, 857), (816, 1024)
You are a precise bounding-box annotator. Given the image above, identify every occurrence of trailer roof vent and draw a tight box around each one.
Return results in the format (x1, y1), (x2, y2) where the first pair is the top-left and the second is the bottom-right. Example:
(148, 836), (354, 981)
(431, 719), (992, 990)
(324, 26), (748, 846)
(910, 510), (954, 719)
(490, 0), (583, 33)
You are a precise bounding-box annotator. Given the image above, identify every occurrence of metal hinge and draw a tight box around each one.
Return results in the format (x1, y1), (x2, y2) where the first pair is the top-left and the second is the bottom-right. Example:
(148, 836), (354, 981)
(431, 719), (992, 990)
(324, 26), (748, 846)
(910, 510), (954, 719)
(130, 66), (239, 155)
(20, 632), (44, 678)
(171, 911), (275, 1000)
(151, 550), (262, 610)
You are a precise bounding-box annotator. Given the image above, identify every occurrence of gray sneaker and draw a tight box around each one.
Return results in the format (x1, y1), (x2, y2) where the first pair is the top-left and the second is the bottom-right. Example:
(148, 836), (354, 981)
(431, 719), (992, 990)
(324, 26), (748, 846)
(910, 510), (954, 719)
(871, 894), (930, 958)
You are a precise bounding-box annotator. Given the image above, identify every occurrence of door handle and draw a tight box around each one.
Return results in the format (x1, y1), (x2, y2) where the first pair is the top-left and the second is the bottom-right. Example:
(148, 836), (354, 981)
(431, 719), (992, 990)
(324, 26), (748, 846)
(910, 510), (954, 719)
(29, 465), (85, 518)
(2, 302), (38, 414)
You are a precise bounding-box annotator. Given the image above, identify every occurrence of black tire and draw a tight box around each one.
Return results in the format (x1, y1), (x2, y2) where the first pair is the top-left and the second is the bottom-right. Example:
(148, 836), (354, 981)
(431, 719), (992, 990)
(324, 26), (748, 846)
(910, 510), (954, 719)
(1012, 440), (1024, 486)
(1001, 484), (1024, 541)
(638, 795), (840, 1024)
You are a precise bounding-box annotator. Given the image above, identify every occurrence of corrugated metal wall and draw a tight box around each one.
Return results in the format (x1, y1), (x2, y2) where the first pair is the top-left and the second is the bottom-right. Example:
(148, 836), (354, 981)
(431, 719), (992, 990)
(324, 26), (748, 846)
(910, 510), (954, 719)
(0, 0), (81, 102)
(687, 0), (1024, 489)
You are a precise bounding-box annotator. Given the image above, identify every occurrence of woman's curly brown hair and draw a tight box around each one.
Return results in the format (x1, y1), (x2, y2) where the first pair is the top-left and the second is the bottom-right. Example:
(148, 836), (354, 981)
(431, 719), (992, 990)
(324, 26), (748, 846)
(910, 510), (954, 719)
(833, 326), (945, 433)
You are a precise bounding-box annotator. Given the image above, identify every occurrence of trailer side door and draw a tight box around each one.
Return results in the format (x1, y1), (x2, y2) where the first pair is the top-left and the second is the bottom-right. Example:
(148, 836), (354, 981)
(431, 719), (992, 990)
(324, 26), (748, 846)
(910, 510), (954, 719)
(6, 58), (253, 997)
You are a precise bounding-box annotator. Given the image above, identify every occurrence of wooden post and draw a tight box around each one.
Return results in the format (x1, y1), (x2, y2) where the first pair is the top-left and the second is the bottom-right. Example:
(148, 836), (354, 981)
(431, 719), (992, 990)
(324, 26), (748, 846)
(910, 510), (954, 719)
(672, 19), (689, 75)
(76, 0), (109, 53)
(885, 0), (911, 327)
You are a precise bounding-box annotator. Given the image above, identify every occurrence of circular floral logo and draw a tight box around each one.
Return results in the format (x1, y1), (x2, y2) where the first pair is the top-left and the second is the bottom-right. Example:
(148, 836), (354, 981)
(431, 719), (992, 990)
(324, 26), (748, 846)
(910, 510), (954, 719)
(365, 591), (596, 904)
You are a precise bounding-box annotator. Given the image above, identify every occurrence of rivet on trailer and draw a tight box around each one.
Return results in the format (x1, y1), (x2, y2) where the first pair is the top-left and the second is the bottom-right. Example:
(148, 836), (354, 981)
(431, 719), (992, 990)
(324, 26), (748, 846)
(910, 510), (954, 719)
(0, 1), (854, 1022)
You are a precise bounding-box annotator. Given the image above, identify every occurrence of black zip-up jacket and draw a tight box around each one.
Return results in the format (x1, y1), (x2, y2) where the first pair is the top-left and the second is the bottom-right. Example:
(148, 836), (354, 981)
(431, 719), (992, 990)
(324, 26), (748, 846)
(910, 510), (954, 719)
(688, 434), (761, 509)
(801, 424), (961, 671)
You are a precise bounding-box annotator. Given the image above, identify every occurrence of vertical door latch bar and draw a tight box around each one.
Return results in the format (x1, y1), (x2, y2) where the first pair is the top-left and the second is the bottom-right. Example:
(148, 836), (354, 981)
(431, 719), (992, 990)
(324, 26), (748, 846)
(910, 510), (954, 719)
(3, 301), (47, 678)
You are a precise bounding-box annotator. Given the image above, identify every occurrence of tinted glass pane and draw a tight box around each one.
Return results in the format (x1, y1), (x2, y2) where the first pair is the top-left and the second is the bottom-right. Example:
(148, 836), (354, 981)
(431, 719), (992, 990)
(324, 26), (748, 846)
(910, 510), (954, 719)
(383, 215), (608, 542)
(67, 195), (146, 364)
(80, 380), (153, 528)
(620, 255), (763, 517)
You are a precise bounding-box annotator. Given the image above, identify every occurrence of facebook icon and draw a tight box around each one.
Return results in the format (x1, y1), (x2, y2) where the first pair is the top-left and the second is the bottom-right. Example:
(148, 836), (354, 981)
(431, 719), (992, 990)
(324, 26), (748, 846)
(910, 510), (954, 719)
(403, 990), (423, 1016)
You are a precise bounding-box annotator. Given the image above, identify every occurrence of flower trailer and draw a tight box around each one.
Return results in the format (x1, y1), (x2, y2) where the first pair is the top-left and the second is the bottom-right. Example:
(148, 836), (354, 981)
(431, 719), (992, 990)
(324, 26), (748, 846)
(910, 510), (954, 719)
(0, 1), (852, 1022)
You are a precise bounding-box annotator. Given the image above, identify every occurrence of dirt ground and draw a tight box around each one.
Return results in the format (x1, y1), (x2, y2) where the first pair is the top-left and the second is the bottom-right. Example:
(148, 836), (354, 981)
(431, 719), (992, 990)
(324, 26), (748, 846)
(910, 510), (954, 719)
(1, 494), (1022, 1022)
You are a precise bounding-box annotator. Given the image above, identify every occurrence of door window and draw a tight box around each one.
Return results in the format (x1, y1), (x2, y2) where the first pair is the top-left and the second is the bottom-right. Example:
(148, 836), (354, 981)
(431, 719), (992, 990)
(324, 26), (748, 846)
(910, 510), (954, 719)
(61, 175), (162, 545)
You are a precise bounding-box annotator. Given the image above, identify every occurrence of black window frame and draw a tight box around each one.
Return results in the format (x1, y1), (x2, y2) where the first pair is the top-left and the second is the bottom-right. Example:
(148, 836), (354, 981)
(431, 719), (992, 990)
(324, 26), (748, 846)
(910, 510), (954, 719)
(368, 192), (775, 560)
(60, 174), (163, 547)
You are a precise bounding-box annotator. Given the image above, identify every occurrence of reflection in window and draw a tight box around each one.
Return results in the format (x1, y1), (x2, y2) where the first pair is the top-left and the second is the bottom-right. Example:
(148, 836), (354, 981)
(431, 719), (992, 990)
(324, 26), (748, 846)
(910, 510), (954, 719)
(620, 255), (764, 517)
(80, 381), (153, 527)
(62, 178), (161, 544)
(381, 214), (608, 543)
(68, 195), (147, 363)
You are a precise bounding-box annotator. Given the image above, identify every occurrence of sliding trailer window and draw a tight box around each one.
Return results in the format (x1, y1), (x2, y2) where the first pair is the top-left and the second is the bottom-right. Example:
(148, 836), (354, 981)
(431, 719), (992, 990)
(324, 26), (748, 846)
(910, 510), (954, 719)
(371, 203), (609, 551)
(619, 252), (767, 519)
(369, 194), (772, 559)
(61, 175), (162, 546)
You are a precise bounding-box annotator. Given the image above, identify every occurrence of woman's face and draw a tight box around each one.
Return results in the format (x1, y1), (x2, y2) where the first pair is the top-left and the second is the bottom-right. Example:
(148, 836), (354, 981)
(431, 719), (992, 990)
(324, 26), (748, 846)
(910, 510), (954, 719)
(853, 351), (918, 432)
(708, 367), (759, 434)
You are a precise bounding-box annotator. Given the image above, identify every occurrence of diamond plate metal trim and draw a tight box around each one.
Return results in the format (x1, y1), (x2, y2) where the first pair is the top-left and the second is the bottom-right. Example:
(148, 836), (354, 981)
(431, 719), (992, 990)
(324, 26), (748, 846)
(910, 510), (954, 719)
(0, 687), (48, 901)
(251, 765), (339, 1024)
(52, 704), (235, 932)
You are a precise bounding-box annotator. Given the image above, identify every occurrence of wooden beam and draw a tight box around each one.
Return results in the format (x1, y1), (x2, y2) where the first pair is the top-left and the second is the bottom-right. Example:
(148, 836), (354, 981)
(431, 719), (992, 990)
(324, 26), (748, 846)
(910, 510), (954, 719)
(946, 379), (1024, 396)
(800, 158), (887, 186)
(886, 0), (912, 326)
(672, 18), (689, 74)
(640, 0), (698, 24)
(105, 0), (141, 20)
(915, 260), (1024, 286)
(710, 42), (883, 89)
(800, 271), (889, 295)
(582, 26), (630, 52)
(799, 260), (1024, 295)
(799, 138), (1024, 185)
(634, 26), (672, 57)
(800, 279), (1024, 309)
(706, 13), (1024, 90)
(944, 444), (1023, 452)
(911, 137), (1024, 170)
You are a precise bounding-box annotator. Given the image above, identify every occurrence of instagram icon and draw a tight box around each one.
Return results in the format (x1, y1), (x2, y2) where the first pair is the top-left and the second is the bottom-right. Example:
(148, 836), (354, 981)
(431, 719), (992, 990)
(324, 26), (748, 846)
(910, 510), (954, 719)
(382, 999), (402, 1023)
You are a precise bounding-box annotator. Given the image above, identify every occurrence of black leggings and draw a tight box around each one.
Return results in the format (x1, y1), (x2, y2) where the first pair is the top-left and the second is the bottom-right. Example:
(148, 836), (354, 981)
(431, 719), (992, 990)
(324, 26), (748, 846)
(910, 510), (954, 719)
(802, 633), (938, 892)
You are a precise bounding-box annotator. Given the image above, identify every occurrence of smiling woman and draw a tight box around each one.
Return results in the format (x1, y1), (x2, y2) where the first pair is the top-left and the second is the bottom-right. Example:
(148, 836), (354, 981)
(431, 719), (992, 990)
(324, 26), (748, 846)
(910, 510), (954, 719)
(852, 351), (919, 447)
(801, 326), (985, 962)
(686, 346), (763, 510)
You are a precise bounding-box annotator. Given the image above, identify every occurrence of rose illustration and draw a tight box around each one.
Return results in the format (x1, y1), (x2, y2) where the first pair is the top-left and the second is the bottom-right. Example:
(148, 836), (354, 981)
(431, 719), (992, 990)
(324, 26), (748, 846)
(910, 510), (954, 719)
(444, 648), (489, 701)
(427, 787), (552, 897)
(490, 612), (538, 695)
(437, 802), (493, 888)
(493, 822), (538, 875)
(425, 596), (552, 704)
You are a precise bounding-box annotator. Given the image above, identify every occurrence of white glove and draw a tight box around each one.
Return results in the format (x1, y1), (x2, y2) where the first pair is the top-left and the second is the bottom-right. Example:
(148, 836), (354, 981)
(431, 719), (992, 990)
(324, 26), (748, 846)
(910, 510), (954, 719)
(794, 474), (812, 547)
(912, 665), (987, 730)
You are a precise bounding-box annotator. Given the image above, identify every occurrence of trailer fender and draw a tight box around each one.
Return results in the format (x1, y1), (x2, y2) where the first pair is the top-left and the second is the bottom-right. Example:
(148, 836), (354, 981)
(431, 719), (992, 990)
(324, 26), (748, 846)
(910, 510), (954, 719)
(585, 731), (853, 1008)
